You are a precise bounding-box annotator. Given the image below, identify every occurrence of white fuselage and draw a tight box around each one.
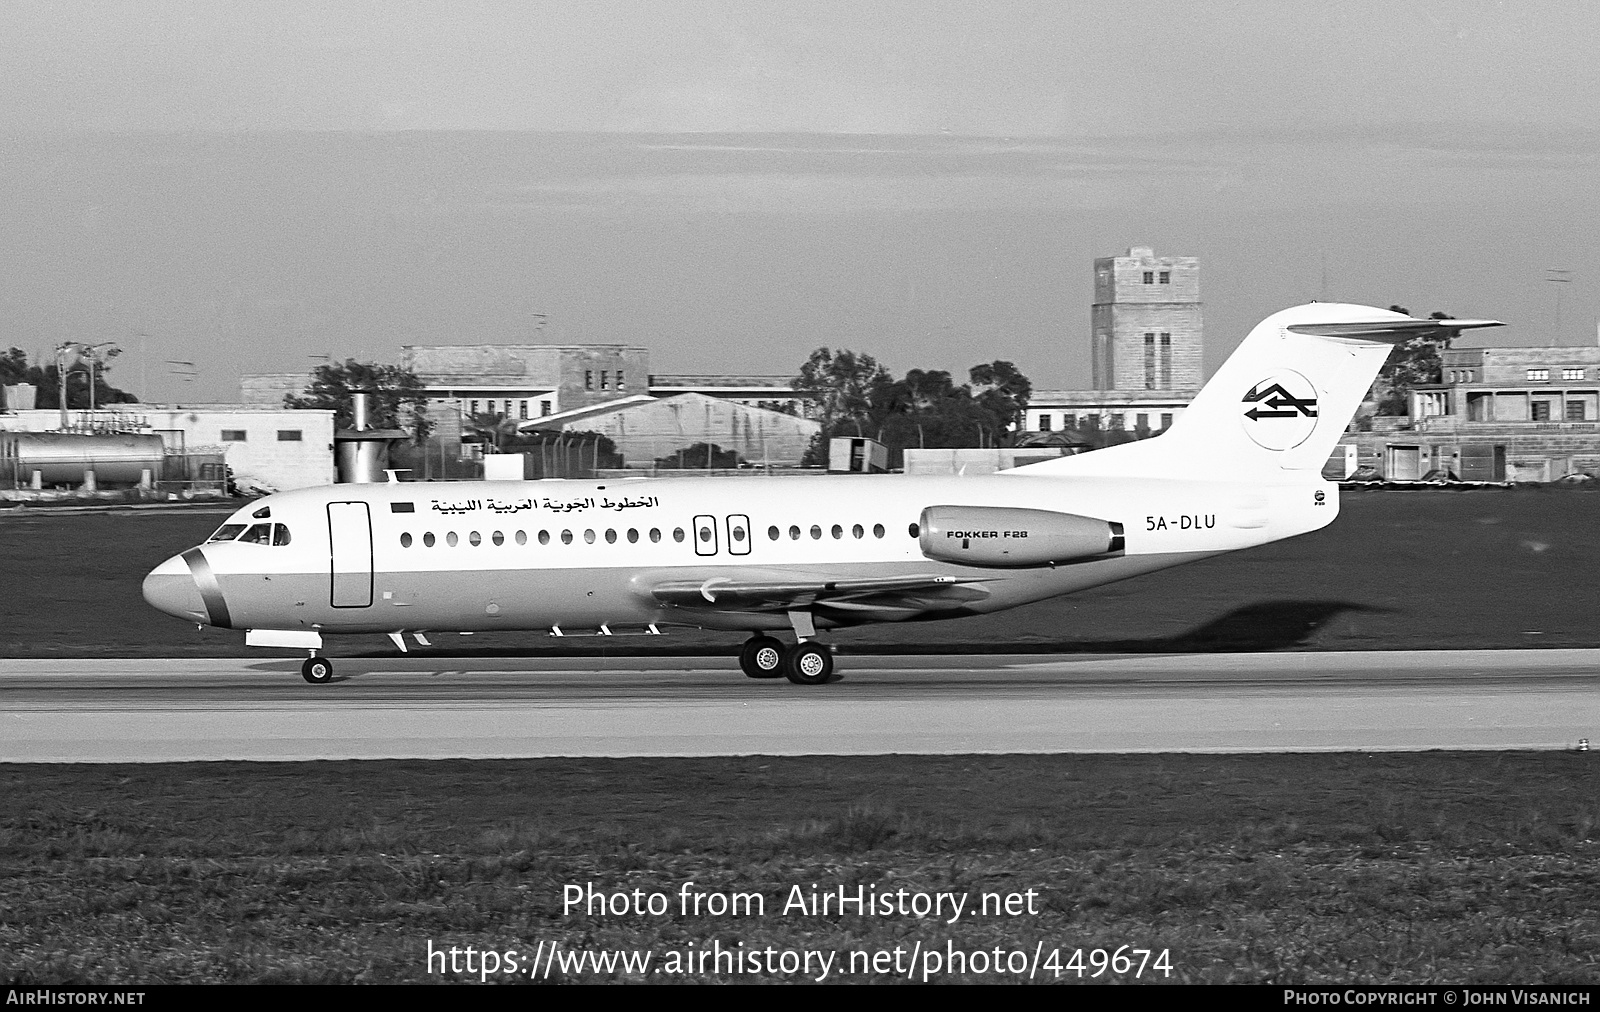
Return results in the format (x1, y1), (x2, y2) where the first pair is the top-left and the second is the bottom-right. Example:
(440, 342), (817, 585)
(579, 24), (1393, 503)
(142, 470), (1338, 641)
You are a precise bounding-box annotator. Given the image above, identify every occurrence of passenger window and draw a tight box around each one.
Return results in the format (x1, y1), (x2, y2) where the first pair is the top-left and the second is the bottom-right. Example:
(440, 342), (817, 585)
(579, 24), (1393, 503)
(908, 523), (920, 538)
(446, 532), (459, 547)
(583, 529), (595, 544)
(852, 524), (863, 539)
(561, 530), (573, 545)
(873, 523), (885, 538)
(424, 532), (436, 547)
(627, 529), (639, 544)
(401, 533), (413, 548)
(697, 525), (712, 543)
(515, 530), (527, 545)
(239, 523), (274, 545)
(768, 526), (779, 541)
(605, 529), (617, 544)
(789, 526), (800, 540)
(810, 525), (821, 540)
(492, 531), (504, 546)
(539, 530), (550, 545)
(731, 524), (746, 543)
(650, 528), (662, 543)
(469, 531), (482, 546)
(673, 528), (685, 543)
(207, 524), (247, 543)
(831, 524), (842, 540)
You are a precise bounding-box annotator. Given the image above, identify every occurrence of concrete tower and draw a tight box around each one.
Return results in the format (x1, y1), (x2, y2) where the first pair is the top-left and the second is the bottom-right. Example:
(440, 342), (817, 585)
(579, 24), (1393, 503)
(1091, 247), (1203, 392)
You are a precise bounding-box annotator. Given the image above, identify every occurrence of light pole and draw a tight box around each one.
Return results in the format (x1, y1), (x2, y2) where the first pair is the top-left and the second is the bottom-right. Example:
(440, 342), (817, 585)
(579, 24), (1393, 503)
(1546, 269), (1572, 342)
(53, 342), (88, 429)
(80, 342), (119, 413)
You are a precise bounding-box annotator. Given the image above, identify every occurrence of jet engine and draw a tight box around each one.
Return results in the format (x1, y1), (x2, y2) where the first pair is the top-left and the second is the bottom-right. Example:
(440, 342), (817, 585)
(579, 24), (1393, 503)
(918, 505), (1124, 568)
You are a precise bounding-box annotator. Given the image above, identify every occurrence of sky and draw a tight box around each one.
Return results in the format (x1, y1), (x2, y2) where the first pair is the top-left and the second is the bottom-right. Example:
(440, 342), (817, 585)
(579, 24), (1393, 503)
(2, 2), (1598, 404)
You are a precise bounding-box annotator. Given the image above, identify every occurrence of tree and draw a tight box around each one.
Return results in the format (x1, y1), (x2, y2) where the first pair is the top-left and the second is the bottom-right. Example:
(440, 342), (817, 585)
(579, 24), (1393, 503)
(285, 360), (432, 443)
(654, 442), (743, 470)
(0, 348), (138, 409)
(463, 412), (521, 452)
(1, 348), (28, 385)
(1368, 307), (1458, 415)
(790, 348), (1036, 465)
(790, 348), (894, 437)
(969, 360), (1032, 447)
(505, 429), (623, 475)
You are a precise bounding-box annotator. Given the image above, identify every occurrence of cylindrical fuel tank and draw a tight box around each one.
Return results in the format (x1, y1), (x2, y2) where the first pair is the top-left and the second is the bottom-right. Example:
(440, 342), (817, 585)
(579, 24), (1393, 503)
(919, 505), (1125, 568)
(2, 432), (167, 485)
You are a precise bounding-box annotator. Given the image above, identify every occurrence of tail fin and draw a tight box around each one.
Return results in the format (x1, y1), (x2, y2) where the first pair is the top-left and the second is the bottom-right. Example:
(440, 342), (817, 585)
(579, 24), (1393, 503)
(1010, 303), (1502, 479)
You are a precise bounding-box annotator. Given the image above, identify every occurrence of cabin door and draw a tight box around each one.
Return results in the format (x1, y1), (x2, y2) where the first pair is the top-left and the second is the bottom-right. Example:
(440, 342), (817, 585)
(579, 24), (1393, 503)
(692, 514), (718, 556)
(327, 501), (374, 607)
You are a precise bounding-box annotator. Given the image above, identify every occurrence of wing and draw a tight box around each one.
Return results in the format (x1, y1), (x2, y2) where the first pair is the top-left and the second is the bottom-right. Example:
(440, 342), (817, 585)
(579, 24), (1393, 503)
(642, 571), (991, 617)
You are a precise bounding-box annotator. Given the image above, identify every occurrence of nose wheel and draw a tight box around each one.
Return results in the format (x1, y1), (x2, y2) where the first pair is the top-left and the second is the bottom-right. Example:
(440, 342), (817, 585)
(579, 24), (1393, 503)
(301, 655), (334, 684)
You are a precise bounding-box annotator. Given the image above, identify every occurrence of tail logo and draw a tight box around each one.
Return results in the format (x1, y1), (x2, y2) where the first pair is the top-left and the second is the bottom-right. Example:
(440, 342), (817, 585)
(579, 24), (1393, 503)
(1241, 370), (1319, 450)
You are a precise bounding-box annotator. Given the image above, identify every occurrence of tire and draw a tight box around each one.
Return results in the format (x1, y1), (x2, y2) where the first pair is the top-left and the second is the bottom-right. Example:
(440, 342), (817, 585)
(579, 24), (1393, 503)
(739, 636), (786, 679)
(783, 642), (834, 685)
(301, 656), (334, 684)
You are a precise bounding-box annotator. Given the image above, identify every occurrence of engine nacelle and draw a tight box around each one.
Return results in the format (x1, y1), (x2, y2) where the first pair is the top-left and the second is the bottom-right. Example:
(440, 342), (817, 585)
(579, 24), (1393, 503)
(919, 505), (1124, 568)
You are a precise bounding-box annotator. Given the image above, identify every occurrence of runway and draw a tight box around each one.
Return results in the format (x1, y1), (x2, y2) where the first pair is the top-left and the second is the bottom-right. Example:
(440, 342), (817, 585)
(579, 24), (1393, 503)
(3, 649), (1595, 762)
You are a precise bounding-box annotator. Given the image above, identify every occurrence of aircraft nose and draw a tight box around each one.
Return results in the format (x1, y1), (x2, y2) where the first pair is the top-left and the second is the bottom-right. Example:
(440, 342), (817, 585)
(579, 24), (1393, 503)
(142, 554), (208, 623)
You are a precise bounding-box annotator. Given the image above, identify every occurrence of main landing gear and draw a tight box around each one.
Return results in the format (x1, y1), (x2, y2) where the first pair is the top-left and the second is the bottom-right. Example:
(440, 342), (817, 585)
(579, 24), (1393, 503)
(301, 655), (334, 684)
(739, 635), (835, 685)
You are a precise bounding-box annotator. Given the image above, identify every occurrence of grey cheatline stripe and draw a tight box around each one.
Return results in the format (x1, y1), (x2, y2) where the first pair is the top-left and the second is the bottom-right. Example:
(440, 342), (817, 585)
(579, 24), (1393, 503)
(180, 548), (233, 629)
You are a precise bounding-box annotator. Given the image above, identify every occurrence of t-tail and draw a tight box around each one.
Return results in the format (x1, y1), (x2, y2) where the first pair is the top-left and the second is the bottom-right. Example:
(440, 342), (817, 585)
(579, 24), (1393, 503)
(1011, 303), (1503, 479)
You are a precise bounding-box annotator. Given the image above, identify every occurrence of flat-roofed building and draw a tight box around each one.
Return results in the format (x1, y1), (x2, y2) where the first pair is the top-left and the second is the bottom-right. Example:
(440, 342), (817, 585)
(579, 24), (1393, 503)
(1027, 247), (1203, 439)
(0, 406), (335, 492)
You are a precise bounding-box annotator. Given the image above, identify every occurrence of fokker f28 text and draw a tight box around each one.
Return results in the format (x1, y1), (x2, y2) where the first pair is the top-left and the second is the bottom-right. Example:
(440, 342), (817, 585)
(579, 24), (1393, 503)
(143, 303), (1500, 684)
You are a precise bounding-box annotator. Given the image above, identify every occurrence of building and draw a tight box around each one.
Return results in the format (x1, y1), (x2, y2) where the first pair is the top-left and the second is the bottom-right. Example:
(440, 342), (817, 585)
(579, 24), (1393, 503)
(1333, 333), (1600, 480)
(0, 405), (335, 492)
(241, 348), (812, 465)
(524, 392), (819, 469)
(646, 374), (806, 412)
(1026, 247), (1202, 435)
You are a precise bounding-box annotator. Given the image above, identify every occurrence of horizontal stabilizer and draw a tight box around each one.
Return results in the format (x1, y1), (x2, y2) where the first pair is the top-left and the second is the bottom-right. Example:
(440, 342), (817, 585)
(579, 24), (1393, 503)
(1286, 318), (1503, 341)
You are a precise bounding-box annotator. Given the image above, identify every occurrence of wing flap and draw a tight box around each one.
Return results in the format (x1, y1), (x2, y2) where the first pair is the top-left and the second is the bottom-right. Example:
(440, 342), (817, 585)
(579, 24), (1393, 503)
(648, 572), (987, 611)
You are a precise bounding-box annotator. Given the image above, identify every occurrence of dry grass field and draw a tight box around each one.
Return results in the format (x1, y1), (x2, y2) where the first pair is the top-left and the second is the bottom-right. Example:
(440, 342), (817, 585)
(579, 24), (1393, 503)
(4, 753), (1599, 984)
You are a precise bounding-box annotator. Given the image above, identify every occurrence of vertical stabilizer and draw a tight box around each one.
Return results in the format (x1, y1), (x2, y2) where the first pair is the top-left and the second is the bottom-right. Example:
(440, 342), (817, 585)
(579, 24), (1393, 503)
(1009, 303), (1502, 479)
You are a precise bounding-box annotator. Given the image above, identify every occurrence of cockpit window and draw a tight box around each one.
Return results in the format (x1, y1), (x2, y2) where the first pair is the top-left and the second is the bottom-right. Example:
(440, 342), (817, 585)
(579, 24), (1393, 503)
(273, 524), (292, 547)
(207, 524), (248, 543)
(238, 523), (275, 545)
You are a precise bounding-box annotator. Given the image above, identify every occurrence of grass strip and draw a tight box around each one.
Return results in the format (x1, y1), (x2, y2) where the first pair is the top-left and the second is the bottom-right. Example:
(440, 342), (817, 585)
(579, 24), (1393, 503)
(4, 752), (1598, 984)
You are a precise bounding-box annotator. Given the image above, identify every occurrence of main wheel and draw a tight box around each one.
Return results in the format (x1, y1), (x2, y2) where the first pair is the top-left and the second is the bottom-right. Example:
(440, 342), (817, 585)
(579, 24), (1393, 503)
(783, 642), (834, 685)
(739, 636), (786, 679)
(301, 656), (334, 684)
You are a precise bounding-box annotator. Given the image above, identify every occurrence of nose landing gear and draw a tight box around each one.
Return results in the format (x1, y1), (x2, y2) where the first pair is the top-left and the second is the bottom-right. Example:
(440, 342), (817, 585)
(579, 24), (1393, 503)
(301, 655), (334, 684)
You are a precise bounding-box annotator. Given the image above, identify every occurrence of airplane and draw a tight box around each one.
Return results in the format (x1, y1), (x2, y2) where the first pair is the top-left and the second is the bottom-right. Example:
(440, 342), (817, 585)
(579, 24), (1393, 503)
(143, 302), (1501, 685)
